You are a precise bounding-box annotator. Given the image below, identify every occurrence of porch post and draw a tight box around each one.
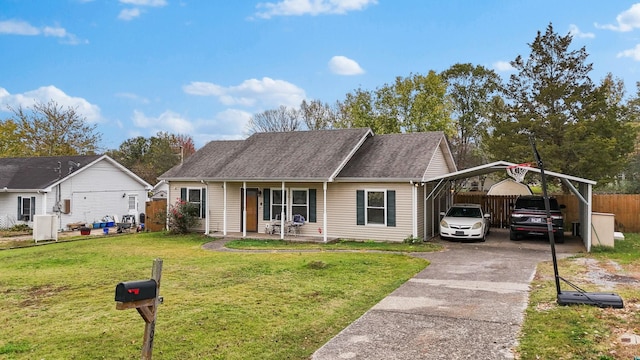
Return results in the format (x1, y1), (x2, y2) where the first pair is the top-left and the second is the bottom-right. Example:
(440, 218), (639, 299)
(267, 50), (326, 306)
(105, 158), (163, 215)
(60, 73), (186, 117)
(203, 181), (209, 235)
(323, 182), (327, 243)
(223, 182), (227, 236)
(242, 182), (247, 238)
(280, 182), (285, 239)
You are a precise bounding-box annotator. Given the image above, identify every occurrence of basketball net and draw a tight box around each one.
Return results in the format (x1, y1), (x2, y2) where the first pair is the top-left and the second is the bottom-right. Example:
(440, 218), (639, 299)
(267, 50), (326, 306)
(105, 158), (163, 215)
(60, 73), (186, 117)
(506, 163), (532, 183)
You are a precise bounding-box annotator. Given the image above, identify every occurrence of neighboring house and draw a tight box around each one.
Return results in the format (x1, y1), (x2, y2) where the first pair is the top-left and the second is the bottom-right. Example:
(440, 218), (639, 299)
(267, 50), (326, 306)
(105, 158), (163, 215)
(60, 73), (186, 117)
(487, 178), (532, 196)
(150, 180), (169, 200)
(0, 155), (152, 231)
(159, 128), (457, 242)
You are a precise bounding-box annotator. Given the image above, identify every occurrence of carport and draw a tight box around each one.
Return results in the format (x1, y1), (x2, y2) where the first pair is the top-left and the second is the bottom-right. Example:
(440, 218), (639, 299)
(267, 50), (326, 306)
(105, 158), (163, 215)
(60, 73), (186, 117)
(423, 161), (597, 251)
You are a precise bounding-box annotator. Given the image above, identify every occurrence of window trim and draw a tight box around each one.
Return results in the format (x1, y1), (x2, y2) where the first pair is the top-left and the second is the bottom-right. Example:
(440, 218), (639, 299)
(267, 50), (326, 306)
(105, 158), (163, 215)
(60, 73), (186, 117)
(184, 187), (205, 219)
(290, 188), (309, 221)
(365, 189), (386, 226)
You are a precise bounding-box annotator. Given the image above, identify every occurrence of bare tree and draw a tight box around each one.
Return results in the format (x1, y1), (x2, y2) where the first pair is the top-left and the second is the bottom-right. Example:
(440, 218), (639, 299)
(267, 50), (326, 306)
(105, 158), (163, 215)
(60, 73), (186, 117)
(300, 99), (340, 130)
(247, 105), (300, 133)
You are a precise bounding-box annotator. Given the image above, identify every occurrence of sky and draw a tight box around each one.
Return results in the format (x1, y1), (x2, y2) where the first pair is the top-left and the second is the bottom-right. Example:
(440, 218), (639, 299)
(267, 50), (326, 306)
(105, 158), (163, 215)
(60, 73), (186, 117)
(2, 0), (640, 151)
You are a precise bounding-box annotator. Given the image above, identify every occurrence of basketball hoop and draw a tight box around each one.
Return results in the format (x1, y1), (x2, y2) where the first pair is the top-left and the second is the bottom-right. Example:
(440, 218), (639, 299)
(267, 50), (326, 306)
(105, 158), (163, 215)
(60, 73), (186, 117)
(506, 163), (533, 183)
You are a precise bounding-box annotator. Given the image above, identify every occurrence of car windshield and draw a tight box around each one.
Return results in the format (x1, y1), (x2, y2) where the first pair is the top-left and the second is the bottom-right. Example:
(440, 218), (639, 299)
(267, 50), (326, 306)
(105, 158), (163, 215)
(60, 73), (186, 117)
(446, 207), (481, 218)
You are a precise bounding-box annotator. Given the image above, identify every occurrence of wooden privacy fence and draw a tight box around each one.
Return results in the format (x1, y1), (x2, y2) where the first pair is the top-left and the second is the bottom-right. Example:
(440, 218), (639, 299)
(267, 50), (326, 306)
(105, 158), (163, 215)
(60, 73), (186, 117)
(144, 199), (167, 232)
(454, 193), (640, 233)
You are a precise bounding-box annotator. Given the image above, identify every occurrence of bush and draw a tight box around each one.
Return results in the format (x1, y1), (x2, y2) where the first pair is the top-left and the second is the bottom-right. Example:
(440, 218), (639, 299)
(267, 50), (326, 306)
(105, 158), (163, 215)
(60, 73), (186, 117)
(403, 235), (423, 244)
(167, 199), (200, 234)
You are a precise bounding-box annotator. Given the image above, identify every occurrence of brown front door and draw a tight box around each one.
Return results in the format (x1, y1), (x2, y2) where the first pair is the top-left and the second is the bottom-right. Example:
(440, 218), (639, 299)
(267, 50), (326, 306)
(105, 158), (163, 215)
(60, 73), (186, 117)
(242, 189), (259, 232)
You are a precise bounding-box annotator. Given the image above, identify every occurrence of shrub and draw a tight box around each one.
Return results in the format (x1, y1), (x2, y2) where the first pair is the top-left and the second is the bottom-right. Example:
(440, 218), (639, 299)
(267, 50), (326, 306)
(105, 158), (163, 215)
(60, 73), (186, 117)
(167, 199), (200, 234)
(403, 235), (423, 244)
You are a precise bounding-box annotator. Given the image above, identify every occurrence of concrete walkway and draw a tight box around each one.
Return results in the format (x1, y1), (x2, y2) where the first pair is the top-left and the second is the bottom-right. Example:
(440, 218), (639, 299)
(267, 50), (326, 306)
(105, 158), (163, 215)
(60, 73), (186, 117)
(311, 230), (584, 359)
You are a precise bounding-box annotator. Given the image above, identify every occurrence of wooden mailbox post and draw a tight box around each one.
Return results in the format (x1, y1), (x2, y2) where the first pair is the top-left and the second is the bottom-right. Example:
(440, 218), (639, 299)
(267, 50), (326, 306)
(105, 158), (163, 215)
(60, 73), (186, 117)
(115, 258), (163, 360)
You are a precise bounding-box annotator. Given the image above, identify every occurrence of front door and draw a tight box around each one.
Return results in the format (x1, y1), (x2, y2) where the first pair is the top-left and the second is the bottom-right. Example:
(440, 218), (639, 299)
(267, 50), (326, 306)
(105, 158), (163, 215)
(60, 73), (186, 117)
(241, 188), (259, 232)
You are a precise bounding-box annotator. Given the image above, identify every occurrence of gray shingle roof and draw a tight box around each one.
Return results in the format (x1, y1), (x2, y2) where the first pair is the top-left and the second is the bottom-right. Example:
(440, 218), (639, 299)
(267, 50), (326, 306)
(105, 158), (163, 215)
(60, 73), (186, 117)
(0, 155), (102, 190)
(159, 129), (448, 182)
(337, 132), (445, 180)
(160, 128), (373, 181)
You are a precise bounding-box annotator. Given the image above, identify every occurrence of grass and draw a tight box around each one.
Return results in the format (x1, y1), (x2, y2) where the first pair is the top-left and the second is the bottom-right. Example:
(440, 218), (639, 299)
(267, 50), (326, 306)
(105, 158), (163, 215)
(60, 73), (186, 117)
(517, 233), (640, 360)
(226, 238), (443, 252)
(0, 232), (430, 359)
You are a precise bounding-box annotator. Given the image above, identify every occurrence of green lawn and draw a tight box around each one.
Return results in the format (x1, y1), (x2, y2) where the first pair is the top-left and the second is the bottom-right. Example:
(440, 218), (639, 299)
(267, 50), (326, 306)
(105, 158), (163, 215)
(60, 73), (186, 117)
(517, 233), (640, 360)
(0, 233), (430, 359)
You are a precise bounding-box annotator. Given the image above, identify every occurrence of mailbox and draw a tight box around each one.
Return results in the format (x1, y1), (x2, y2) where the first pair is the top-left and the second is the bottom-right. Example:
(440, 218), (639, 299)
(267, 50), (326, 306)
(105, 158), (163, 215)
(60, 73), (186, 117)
(115, 279), (157, 302)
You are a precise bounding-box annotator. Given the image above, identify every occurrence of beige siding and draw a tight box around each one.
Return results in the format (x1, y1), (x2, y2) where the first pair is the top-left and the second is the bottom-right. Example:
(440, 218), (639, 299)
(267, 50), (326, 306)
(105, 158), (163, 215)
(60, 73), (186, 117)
(326, 183), (413, 242)
(167, 181), (206, 232)
(424, 142), (454, 178)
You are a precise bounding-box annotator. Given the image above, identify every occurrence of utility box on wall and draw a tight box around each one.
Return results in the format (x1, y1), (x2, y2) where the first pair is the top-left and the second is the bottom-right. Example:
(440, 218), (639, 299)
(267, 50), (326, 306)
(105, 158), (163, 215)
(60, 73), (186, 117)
(591, 212), (615, 247)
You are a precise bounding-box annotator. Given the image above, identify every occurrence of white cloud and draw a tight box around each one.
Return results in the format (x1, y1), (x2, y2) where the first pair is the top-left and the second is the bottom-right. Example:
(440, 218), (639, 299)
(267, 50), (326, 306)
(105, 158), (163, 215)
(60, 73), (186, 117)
(0, 85), (102, 122)
(328, 55), (364, 75)
(132, 109), (195, 134)
(117, 0), (166, 21)
(255, 0), (377, 19)
(493, 60), (515, 72)
(617, 44), (640, 60)
(0, 19), (39, 35)
(118, 8), (142, 20)
(568, 24), (595, 39)
(115, 92), (150, 104)
(0, 19), (83, 44)
(595, 3), (640, 32)
(183, 77), (306, 108)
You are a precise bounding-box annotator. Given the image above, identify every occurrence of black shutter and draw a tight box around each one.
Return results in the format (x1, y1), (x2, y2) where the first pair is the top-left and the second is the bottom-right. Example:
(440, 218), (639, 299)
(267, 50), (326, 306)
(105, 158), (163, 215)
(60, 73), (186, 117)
(387, 190), (396, 227)
(201, 188), (206, 218)
(356, 190), (364, 225)
(263, 188), (270, 220)
(17, 196), (22, 220)
(309, 189), (316, 223)
(180, 188), (187, 201)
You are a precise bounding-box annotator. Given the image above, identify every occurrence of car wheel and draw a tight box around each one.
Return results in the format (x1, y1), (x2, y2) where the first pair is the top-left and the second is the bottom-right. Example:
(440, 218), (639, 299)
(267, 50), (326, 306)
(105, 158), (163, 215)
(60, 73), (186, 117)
(510, 230), (519, 241)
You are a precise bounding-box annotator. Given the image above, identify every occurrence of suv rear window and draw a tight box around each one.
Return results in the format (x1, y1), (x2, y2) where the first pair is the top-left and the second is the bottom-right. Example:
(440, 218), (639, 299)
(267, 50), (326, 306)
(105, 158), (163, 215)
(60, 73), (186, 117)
(516, 198), (559, 210)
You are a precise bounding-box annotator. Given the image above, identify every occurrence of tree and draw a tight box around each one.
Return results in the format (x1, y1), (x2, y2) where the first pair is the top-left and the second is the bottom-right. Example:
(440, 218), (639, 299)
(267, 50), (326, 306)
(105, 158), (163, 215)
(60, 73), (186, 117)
(338, 71), (454, 135)
(299, 99), (340, 130)
(108, 132), (195, 185)
(441, 63), (502, 169)
(7, 100), (101, 156)
(0, 119), (26, 157)
(247, 105), (300, 133)
(485, 23), (636, 187)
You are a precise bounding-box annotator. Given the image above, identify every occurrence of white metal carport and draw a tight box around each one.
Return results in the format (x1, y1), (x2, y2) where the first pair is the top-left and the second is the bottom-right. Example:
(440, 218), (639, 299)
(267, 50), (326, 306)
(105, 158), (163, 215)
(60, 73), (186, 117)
(423, 161), (597, 251)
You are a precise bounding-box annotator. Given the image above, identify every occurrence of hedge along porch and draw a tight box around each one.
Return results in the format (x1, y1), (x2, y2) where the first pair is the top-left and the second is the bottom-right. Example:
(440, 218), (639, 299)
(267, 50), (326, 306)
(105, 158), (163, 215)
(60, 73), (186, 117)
(159, 128), (457, 242)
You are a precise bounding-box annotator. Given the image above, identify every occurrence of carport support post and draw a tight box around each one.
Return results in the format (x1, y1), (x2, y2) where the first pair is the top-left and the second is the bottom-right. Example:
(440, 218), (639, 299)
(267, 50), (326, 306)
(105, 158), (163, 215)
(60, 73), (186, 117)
(530, 137), (562, 296)
(141, 258), (163, 360)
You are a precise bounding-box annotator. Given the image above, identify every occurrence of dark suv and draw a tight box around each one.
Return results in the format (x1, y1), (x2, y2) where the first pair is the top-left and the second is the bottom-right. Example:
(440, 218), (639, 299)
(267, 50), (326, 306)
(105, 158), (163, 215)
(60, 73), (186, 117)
(509, 195), (565, 243)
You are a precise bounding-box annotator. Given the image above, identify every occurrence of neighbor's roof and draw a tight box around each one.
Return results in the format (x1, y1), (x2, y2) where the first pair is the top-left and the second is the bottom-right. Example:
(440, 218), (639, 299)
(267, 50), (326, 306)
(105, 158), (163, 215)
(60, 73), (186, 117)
(0, 155), (153, 191)
(160, 128), (373, 182)
(0, 155), (101, 190)
(337, 131), (449, 182)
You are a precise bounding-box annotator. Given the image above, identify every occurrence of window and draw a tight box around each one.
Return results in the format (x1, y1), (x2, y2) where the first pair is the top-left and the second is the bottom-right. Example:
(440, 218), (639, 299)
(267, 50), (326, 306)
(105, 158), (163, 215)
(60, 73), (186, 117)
(128, 195), (136, 211)
(357, 189), (395, 227)
(291, 189), (308, 221)
(180, 187), (206, 218)
(366, 190), (385, 225)
(17, 196), (36, 222)
(271, 190), (287, 220)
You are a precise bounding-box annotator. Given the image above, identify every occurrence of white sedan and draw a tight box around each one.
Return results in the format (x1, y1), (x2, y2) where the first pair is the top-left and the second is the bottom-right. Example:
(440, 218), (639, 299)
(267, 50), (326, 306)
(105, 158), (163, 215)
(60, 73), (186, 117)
(439, 204), (491, 242)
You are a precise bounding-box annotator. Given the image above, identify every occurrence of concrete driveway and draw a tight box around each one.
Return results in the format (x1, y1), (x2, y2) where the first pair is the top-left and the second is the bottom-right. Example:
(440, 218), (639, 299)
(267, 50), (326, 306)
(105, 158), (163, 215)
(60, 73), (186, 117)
(312, 229), (585, 359)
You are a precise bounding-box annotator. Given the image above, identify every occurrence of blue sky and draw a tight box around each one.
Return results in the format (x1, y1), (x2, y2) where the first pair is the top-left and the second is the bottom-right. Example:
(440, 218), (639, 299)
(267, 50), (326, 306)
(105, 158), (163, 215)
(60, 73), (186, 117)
(1, 0), (640, 150)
